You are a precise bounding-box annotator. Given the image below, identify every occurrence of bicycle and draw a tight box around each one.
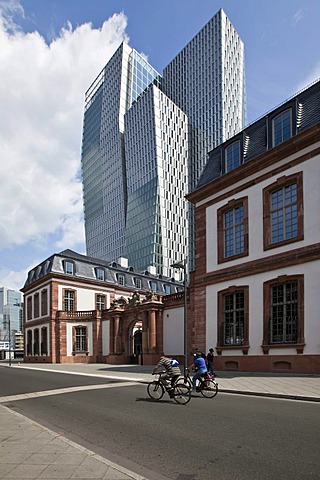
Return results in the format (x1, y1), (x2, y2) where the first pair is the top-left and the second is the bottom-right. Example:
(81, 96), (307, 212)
(182, 368), (218, 398)
(147, 372), (191, 405)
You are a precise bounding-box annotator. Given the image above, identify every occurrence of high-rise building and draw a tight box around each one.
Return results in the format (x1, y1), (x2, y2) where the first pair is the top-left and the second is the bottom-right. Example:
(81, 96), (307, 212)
(124, 85), (189, 275)
(0, 287), (23, 341)
(81, 8), (246, 274)
(81, 44), (161, 263)
(163, 9), (246, 267)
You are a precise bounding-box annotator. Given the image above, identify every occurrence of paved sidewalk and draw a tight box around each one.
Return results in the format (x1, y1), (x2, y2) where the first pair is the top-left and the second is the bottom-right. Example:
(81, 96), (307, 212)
(0, 362), (319, 479)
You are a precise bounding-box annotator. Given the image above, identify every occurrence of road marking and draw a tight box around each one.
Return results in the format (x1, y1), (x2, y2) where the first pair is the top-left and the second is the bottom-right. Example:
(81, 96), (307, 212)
(0, 381), (139, 403)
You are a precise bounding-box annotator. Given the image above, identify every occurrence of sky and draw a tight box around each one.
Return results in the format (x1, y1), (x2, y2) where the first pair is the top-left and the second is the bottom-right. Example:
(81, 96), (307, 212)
(0, 0), (320, 292)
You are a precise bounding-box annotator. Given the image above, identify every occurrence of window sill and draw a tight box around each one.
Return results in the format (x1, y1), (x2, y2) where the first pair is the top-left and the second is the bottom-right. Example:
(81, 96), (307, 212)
(72, 351), (89, 356)
(216, 345), (250, 355)
(261, 343), (305, 354)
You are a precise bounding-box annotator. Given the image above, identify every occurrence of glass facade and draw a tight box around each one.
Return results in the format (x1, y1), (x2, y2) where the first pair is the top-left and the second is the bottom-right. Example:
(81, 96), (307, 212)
(81, 44), (161, 262)
(0, 287), (23, 342)
(162, 8), (246, 269)
(124, 85), (188, 276)
(81, 8), (246, 273)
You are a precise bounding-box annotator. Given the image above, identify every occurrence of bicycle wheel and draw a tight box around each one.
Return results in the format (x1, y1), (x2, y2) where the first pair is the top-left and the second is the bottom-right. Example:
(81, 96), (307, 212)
(172, 382), (191, 405)
(200, 379), (218, 398)
(183, 375), (193, 389)
(147, 381), (164, 400)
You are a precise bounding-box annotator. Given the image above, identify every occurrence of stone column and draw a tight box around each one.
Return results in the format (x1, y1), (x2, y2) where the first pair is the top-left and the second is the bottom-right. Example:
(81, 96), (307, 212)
(149, 310), (156, 352)
(142, 312), (148, 353)
(114, 316), (121, 354)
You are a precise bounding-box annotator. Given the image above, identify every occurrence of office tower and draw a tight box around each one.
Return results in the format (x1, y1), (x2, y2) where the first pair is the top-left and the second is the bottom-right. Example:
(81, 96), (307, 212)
(124, 84), (188, 275)
(81, 8), (246, 273)
(81, 44), (161, 262)
(163, 8), (246, 268)
(0, 287), (23, 340)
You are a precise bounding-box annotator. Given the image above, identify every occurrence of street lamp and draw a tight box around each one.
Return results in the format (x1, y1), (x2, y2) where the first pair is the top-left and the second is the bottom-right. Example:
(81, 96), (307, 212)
(8, 313), (11, 367)
(171, 259), (188, 374)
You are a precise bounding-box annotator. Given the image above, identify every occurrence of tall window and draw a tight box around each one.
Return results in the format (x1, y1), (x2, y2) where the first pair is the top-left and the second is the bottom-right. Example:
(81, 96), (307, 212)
(263, 275), (304, 353)
(64, 290), (75, 311)
(271, 183), (298, 243)
(96, 294), (106, 311)
(224, 206), (244, 257)
(223, 291), (244, 345)
(217, 197), (248, 263)
(270, 281), (297, 343)
(73, 326), (87, 352)
(225, 141), (240, 172)
(41, 327), (48, 356)
(41, 289), (48, 316)
(34, 328), (39, 355)
(217, 286), (249, 354)
(272, 109), (292, 147)
(27, 297), (32, 320)
(263, 173), (303, 250)
(27, 330), (32, 355)
(34, 293), (39, 318)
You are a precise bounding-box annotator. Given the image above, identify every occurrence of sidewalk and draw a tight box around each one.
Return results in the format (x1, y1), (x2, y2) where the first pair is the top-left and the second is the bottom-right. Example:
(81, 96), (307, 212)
(0, 362), (319, 480)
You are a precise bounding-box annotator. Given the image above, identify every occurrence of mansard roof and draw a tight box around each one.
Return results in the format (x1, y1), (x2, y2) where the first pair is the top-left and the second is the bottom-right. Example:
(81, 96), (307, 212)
(22, 249), (181, 295)
(193, 79), (320, 195)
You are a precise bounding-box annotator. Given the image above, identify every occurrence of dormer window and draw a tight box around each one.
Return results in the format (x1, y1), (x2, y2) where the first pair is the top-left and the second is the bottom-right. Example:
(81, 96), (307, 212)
(134, 278), (142, 289)
(272, 109), (292, 147)
(96, 268), (105, 281)
(150, 281), (157, 292)
(64, 261), (74, 275)
(117, 274), (125, 286)
(225, 140), (240, 173)
(163, 284), (171, 294)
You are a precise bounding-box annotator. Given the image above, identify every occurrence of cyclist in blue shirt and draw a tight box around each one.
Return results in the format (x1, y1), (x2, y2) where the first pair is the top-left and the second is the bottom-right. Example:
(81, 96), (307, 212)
(189, 351), (207, 390)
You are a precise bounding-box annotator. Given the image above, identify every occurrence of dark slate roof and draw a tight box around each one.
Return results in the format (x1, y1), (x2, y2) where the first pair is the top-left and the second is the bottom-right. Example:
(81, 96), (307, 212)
(22, 249), (182, 295)
(196, 79), (320, 189)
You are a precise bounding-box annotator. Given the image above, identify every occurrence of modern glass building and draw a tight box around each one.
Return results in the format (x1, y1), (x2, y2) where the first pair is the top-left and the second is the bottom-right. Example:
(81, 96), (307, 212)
(124, 85), (188, 276)
(162, 8), (246, 268)
(81, 44), (161, 262)
(0, 287), (23, 341)
(81, 8), (246, 274)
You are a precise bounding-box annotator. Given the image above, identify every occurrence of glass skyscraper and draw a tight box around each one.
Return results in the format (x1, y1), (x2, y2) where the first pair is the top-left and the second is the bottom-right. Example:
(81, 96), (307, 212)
(82, 44), (161, 262)
(81, 8), (246, 274)
(163, 9), (246, 268)
(0, 287), (23, 341)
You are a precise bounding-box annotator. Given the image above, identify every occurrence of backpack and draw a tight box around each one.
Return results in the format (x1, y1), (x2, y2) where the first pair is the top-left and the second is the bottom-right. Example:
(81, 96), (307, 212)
(169, 358), (180, 366)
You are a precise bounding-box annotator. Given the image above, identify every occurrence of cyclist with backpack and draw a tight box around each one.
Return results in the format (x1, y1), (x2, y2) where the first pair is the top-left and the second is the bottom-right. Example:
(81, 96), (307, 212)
(152, 356), (181, 394)
(189, 351), (208, 391)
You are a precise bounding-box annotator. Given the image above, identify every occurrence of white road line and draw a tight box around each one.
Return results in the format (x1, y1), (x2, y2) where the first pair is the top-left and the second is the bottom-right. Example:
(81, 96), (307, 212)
(0, 381), (139, 403)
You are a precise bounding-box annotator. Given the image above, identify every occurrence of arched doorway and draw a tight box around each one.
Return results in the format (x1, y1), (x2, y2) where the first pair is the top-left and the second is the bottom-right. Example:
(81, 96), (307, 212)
(130, 320), (142, 364)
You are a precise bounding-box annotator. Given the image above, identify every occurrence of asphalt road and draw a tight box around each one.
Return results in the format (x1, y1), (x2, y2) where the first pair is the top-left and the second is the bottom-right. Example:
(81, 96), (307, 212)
(1, 367), (320, 480)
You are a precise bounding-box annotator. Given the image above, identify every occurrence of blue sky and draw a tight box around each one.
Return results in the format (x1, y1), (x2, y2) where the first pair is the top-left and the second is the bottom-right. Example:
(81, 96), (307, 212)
(0, 0), (320, 291)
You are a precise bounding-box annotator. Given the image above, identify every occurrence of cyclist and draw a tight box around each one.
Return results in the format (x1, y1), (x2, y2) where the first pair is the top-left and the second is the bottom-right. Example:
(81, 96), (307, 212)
(189, 351), (208, 391)
(152, 356), (181, 394)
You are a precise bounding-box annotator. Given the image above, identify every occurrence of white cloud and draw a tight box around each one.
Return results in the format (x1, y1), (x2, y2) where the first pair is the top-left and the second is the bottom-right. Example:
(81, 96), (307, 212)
(0, 1), (129, 253)
(0, 264), (30, 292)
(292, 9), (304, 26)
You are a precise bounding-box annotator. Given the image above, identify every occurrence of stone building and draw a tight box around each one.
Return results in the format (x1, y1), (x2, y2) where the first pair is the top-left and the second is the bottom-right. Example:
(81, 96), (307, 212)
(21, 250), (185, 365)
(187, 79), (320, 373)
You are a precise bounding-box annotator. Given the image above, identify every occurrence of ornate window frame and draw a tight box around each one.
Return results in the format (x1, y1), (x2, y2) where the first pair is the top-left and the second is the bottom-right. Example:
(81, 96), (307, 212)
(263, 172), (304, 251)
(217, 197), (249, 264)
